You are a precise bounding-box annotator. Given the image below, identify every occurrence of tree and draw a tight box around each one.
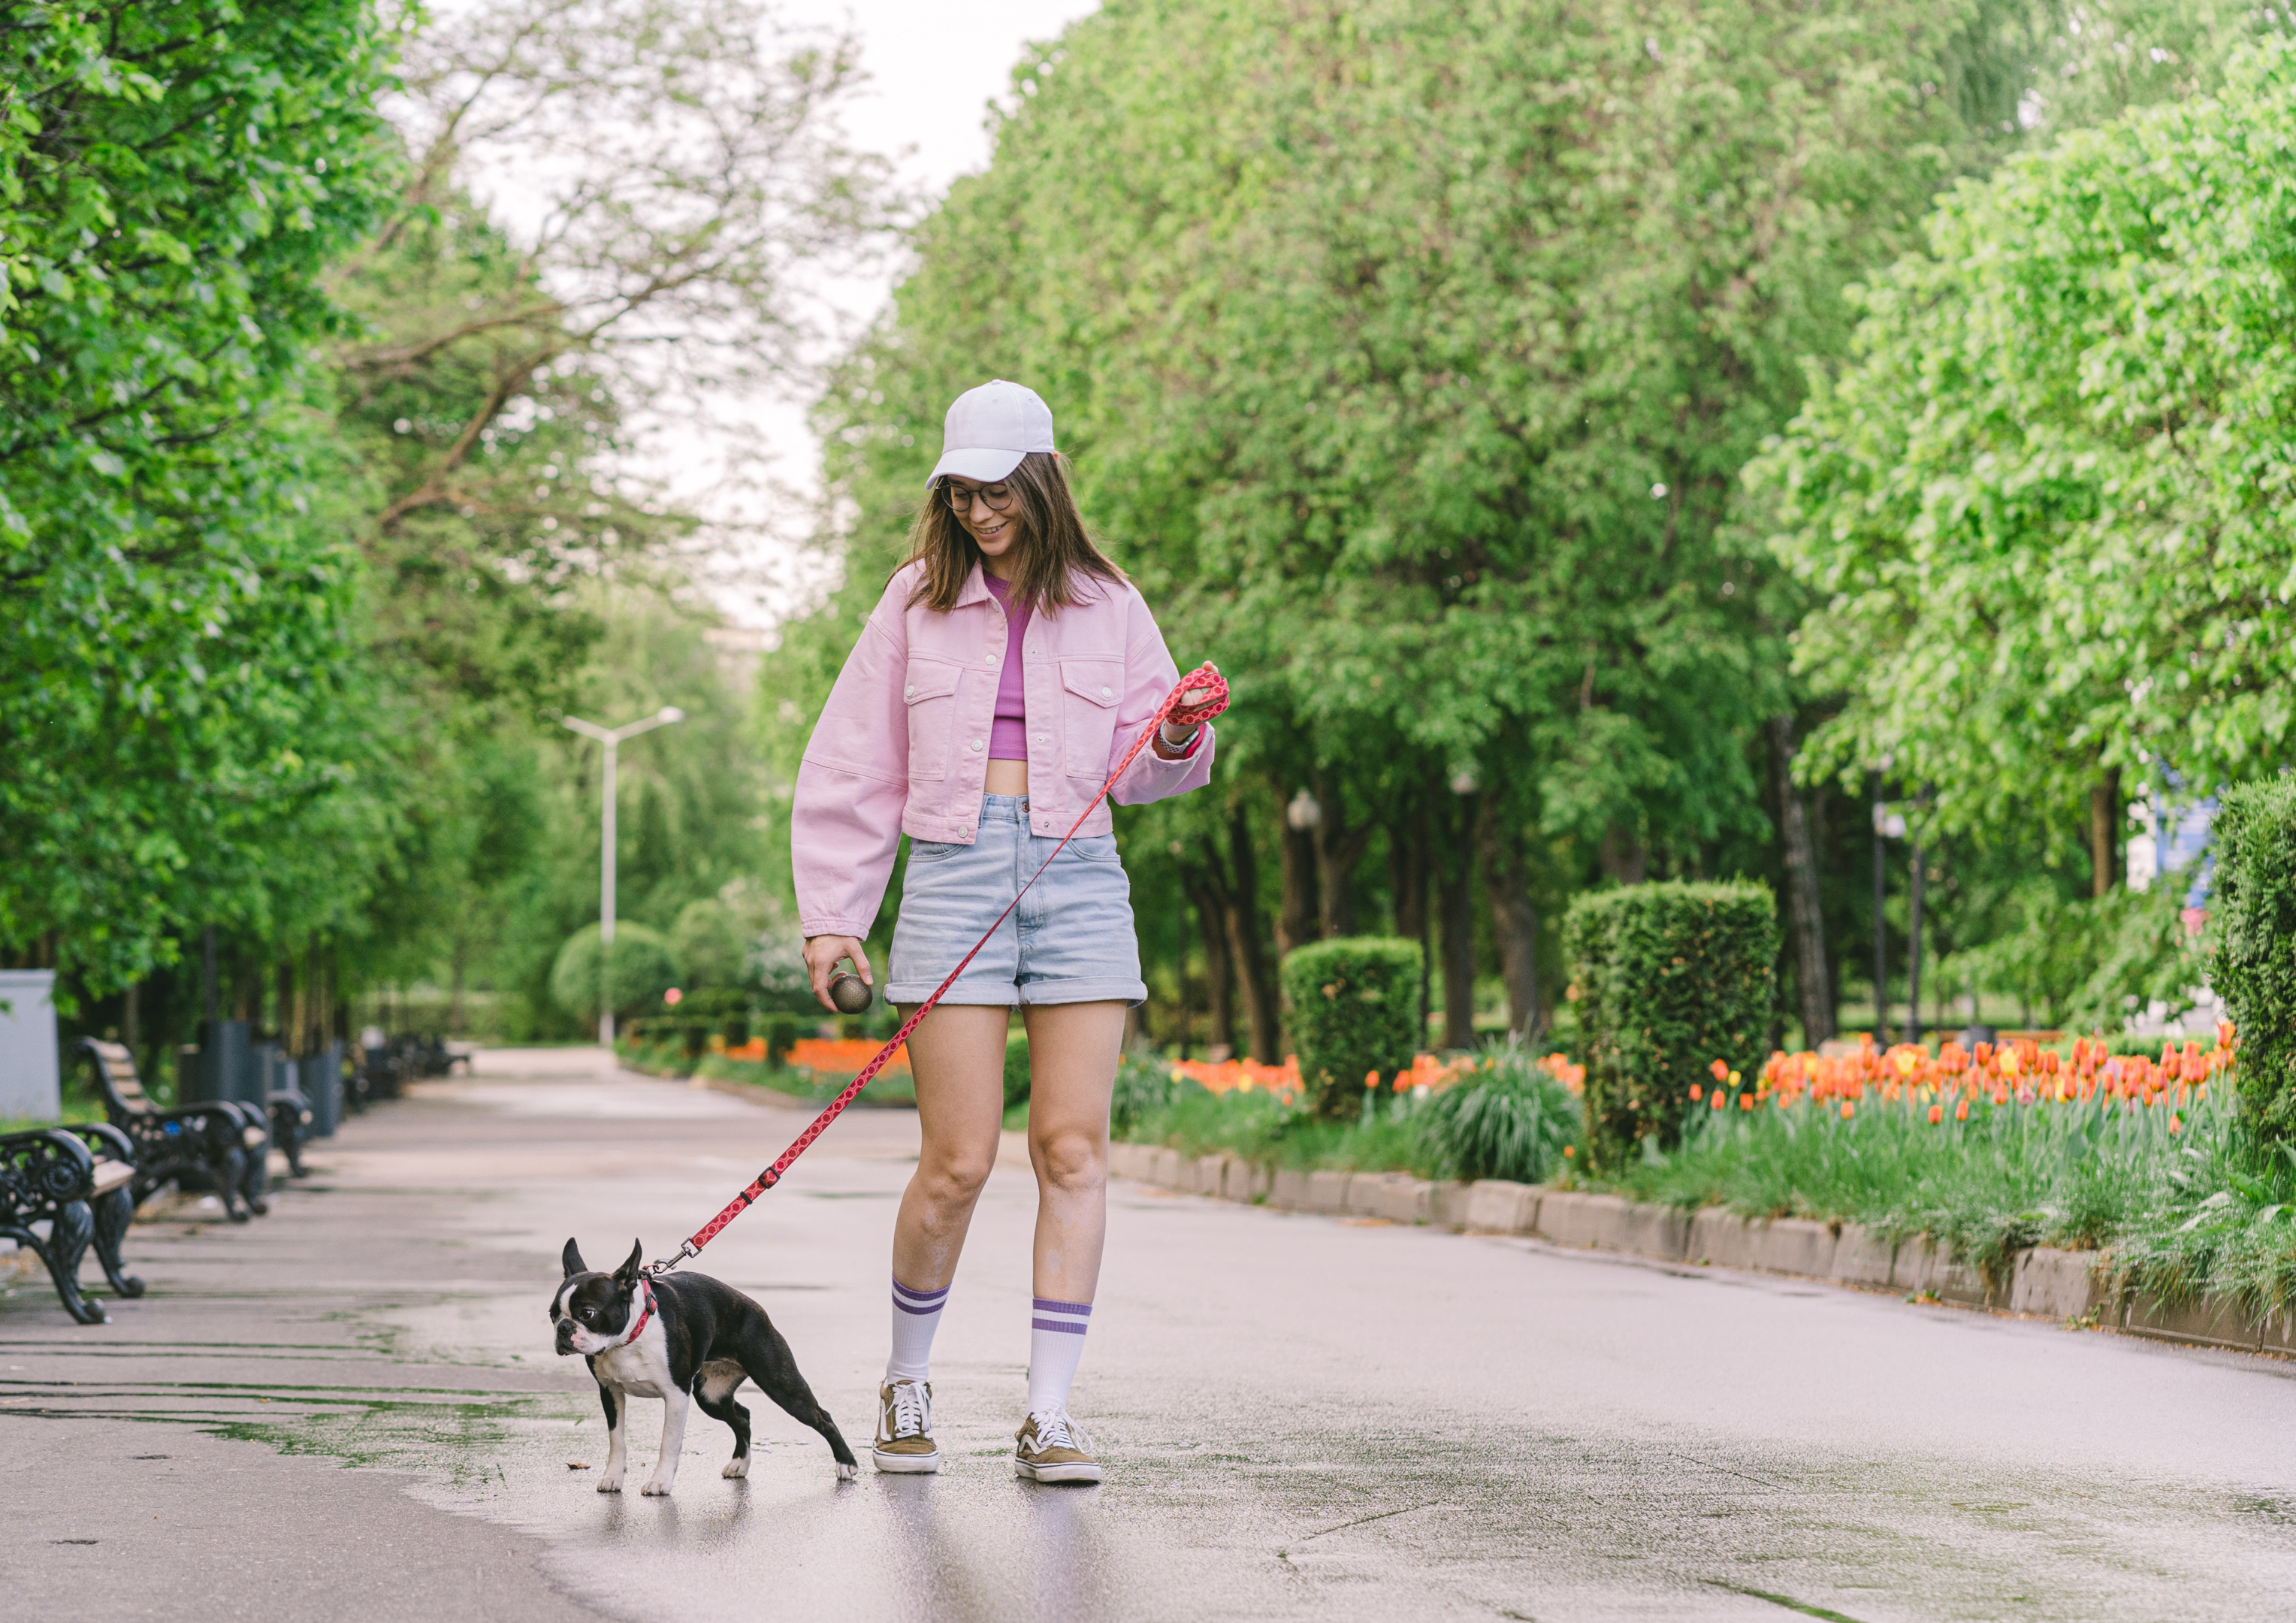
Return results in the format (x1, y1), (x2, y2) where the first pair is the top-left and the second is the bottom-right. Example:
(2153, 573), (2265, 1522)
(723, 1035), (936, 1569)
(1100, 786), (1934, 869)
(0, 0), (397, 994)
(1751, 35), (2296, 839)
(779, 0), (2085, 1053)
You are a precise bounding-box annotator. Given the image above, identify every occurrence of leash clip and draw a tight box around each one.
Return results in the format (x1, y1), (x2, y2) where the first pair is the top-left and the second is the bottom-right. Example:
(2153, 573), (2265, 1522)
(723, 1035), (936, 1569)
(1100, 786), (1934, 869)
(642, 1238), (700, 1279)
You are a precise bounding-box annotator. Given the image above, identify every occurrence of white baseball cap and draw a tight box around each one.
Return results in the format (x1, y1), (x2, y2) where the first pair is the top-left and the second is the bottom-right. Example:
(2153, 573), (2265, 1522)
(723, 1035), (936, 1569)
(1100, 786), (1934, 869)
(925, 379), (1056, 488)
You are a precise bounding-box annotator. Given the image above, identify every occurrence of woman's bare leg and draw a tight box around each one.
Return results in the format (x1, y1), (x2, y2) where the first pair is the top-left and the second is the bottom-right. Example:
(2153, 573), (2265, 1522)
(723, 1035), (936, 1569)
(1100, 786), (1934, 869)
(890, 1003), (1009, 1291)
(1020, 1000), (1125, 1302)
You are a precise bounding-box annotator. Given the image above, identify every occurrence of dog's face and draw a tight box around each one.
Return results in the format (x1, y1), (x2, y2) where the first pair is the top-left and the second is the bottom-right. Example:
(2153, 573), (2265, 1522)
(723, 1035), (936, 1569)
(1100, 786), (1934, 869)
(551, 1238), (645, 1357)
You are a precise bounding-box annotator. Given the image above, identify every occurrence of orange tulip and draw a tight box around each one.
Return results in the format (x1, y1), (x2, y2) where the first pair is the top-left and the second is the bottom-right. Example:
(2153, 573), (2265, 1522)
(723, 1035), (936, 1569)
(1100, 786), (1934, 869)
(1690, 1084), (1702, 1102)
(1840, 1102), (1855, 1120)
(1928, 1104), (1944, 1125)
(1955, 1098), (1970, 1121)
(1711, 1091), (1726, 1110)
(1711, 1058), (1730, 1081)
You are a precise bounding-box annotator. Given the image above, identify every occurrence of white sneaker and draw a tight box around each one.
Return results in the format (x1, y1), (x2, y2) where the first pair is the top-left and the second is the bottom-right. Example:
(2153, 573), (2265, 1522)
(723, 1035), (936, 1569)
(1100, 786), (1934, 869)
(1013, 1406), (1101, 1484)
(873, 1379), (940, 1473)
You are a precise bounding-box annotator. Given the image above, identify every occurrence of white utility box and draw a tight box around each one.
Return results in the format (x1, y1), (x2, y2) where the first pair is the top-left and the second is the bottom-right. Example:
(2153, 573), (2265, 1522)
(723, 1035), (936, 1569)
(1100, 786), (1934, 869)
(0, 969), (61, 1120)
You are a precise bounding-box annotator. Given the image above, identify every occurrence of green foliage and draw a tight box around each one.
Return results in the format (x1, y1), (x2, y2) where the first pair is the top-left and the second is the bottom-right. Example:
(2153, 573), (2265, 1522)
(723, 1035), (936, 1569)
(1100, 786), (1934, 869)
(778, 0), (2087, 910)
(1418, 1047), (1585, 1185)
(1751, 36), (2296, 833)
(0, 0), (397, 992)
(1110, 1052), (1174, 1135)
(2210, 780), (2296, 1143)
(1003, 1032), (1032, 1111)
(1280, 938), (1423, 1119)
(671, 899), (751, 991)
(760, 1013), (804, 1067)
(548, 923), (679, 1020)
(1566, 882), (1778, 1170)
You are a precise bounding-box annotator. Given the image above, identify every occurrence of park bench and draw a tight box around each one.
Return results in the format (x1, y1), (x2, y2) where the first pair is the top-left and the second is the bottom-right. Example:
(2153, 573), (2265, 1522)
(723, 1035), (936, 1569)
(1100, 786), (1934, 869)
(1, 1125), (140, 1324)
(81, 1038), (270, 1221)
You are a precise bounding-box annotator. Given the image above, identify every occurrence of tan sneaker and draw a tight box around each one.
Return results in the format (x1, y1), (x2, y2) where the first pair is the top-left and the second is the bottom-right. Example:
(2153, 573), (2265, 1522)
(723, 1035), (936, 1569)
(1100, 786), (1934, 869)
(1013, 1407), (1101, 1484)
(873, 1380), (939, 1473)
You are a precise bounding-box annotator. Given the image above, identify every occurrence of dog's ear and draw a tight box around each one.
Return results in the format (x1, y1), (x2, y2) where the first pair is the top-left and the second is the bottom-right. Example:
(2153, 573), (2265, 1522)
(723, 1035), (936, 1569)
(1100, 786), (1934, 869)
(616, 1239), (644, 1286)
(562, 1238), (588, 1278)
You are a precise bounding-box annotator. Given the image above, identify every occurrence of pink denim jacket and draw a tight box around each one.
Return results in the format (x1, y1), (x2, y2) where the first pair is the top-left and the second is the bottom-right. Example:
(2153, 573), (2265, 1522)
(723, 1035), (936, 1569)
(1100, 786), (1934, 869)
(792, 560), (1216, 938)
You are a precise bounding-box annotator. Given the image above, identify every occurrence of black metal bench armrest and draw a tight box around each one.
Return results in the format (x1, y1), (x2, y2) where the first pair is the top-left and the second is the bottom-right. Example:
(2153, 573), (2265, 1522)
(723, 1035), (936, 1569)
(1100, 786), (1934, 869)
(59, 1121), (137, 1165)
(0, 1128), (97, 1206)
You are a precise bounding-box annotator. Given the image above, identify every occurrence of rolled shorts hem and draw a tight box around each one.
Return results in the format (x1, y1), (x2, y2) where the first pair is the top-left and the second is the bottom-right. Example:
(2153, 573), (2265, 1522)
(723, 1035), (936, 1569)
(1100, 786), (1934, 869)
(884, 976), (1146, 1009)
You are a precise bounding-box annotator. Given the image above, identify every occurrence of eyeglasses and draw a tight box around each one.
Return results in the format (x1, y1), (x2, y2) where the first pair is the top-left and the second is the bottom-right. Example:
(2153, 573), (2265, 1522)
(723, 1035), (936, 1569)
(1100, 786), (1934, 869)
(941, 479), (1015, 514)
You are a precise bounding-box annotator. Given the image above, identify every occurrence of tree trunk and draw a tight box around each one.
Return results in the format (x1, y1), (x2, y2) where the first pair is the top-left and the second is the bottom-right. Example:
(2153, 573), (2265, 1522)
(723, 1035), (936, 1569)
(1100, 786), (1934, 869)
(1388, 804), (1432, 1041)
(1183, 873), (1233, 1056)
(1310, 772), (1370, 939)
(1277, 817), (1317, 959)
(1907, 841), (1926, 1045)
(1766, 713), (1835, 1046)
(1599, 824), (1646, 885)
(1437, 790), (1478, 1050)
(1475, 799), (1542, 1040)
(275, 960), (295, 1044)
(2091, 767), (2121, 898)
(1225, 805), (1281, 1062)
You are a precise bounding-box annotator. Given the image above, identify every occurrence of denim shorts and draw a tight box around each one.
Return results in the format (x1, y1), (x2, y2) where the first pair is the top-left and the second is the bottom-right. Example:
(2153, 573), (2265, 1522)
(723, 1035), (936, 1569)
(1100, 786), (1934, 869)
(887, 794), (1145, 1008)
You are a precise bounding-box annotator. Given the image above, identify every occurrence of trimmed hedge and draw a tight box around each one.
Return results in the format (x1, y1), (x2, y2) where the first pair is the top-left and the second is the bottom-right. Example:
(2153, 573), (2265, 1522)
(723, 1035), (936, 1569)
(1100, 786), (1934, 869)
(1279, 936), (1424, 1119)
(1565, 881), (1778, 1172)
(2210, 781), (2296, 1141)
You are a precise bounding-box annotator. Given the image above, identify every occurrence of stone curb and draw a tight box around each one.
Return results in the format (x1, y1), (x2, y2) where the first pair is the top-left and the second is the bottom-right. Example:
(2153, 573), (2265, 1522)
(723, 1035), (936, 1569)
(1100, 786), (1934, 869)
(1105, 1141), (2292, 1356)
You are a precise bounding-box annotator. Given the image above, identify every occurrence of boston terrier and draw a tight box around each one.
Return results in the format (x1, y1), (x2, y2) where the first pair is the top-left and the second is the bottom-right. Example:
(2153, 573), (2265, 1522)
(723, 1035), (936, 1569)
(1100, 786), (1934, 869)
(551, 1238), (858, 1493)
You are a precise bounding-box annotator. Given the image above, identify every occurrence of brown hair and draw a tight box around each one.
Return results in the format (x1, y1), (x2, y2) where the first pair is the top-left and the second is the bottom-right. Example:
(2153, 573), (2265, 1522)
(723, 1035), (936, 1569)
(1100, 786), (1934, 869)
(902, 451), (1126, 615)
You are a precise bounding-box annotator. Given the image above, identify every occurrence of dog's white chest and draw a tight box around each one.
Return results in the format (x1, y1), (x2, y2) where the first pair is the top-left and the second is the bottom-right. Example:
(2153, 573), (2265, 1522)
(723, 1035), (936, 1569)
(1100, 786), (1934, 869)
(593, 1329), (672, 1398)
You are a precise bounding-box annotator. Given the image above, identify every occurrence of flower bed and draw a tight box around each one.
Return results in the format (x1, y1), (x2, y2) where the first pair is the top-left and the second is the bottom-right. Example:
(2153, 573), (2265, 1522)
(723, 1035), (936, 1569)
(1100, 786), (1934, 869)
(1116, 1047), (1583, 1184)
(1597, 1026), (2296, 1310)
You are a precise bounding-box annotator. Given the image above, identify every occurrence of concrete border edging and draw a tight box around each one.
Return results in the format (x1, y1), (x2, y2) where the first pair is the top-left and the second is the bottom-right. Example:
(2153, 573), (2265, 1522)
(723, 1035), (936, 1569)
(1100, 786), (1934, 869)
(1107, 1140), (2296, 1356)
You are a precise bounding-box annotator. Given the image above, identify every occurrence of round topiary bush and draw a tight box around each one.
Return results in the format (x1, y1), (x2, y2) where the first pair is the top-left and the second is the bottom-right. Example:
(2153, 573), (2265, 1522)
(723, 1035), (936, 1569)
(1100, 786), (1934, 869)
(549, 923), (681, 1023)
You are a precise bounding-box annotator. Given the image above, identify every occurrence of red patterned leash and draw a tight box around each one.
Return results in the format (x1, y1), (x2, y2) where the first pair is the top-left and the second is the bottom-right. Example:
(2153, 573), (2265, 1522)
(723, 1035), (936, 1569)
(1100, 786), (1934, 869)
(643, 663), (1231, 1277)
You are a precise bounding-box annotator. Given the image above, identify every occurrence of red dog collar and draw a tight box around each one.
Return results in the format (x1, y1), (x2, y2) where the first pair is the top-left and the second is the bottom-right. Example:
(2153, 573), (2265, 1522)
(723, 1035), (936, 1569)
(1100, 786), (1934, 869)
(607, 1280), (656, 1349)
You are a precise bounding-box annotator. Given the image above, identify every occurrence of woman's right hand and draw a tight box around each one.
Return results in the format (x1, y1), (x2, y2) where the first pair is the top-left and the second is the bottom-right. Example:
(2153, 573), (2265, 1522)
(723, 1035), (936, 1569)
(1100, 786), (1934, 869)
(803, 935), (872, 1012)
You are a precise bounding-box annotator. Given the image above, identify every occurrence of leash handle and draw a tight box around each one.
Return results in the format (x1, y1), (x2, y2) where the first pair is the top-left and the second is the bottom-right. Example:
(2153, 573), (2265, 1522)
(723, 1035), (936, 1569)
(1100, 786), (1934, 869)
(646, 663), (1229, 1275)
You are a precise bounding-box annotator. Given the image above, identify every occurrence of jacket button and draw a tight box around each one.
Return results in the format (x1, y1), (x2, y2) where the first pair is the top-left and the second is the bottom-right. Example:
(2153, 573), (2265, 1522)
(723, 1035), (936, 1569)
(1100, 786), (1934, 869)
(970, 739), (983, 751)
(1101, 686), (1113, 699)
(904, 685), (914, 698)
(986, 654), (998, 664)
(1035, 733), (1047, 743)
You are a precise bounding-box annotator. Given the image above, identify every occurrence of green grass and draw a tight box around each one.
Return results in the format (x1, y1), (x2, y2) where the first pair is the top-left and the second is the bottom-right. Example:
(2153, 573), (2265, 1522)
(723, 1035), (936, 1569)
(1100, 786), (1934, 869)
(1591, 1078), (2296, 1314)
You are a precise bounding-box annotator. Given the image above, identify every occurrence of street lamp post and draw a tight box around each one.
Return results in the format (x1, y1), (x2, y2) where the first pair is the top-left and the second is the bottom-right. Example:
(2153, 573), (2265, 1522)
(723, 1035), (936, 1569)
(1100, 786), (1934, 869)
(561, 706), (684, 1044)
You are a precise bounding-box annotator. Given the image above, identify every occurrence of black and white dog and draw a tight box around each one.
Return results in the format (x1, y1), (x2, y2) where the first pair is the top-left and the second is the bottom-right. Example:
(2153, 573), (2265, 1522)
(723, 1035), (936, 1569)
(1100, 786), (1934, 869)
(551, 1239), (858, 1493)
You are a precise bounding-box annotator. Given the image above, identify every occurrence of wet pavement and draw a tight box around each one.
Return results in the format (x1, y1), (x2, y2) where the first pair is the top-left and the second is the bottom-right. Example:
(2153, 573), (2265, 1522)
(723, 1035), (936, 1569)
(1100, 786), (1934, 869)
(6, 1046), (2296, 1621)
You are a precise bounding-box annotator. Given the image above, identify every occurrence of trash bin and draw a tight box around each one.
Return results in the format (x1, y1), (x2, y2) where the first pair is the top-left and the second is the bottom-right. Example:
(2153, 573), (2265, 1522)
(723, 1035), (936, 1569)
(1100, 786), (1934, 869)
(301, 1041), (343, 1136)
(189, 1019), (249, 1107)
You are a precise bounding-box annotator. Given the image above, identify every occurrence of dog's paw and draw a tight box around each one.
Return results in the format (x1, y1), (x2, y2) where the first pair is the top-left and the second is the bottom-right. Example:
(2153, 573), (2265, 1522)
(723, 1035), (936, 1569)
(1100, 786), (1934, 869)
(640, 1478), (674, 1496)
(722, 1457), (748, 1479)
(835, 1461), (859, 1481)
(596, 1476), (624, 1495)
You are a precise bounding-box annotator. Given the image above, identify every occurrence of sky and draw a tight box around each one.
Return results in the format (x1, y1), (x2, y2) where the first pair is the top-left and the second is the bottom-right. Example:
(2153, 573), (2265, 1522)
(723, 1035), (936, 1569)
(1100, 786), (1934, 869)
(688, 0), (1105, 628)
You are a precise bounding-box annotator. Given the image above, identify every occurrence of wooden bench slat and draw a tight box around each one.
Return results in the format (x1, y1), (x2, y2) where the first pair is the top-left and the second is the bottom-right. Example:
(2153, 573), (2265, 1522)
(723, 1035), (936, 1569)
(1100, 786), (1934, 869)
(90, 1159), (133, 1197)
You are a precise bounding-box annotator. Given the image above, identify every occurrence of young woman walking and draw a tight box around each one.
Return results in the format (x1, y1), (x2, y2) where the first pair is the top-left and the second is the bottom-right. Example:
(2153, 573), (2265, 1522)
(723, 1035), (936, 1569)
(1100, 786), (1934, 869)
(790, 379), (1217, 1485)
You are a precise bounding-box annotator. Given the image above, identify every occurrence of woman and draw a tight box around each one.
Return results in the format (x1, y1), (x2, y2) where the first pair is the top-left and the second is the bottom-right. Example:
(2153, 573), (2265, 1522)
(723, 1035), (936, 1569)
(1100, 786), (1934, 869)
(791, 379), (1217, 1485)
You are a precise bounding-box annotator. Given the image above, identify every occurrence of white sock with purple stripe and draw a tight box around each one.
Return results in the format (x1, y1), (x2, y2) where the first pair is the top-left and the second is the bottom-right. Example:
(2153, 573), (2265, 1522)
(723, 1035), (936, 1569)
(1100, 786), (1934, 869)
(887, 1275), (949, 1383)
(1026, 1296), (1092, 1413)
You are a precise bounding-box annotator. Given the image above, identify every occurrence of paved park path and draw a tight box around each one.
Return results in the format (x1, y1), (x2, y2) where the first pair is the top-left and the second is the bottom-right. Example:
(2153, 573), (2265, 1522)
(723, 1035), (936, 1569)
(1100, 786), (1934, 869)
(6, 1046), (2296, 1621)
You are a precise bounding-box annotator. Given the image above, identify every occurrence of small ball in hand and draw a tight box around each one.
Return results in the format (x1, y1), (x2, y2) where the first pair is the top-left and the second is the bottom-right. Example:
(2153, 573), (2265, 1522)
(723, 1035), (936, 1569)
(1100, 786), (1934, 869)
(829, 972), (872, 1014)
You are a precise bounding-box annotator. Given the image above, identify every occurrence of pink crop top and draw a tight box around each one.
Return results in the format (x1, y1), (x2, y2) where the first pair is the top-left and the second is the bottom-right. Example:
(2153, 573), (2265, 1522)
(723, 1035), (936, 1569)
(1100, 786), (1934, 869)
(983, 576), (1033, 760)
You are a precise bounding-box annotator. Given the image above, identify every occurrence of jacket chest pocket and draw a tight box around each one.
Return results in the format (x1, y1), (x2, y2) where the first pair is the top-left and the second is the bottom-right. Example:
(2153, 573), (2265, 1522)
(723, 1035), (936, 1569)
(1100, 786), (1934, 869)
(1059, 660), (1124, 776)
(903, 659), (965, 782)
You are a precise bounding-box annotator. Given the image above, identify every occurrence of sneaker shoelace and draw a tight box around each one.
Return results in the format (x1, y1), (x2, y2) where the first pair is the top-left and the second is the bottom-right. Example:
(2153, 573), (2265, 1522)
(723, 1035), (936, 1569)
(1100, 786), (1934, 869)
(1027, 1407), (1092, 1455)
(885, 1380), (930, 1440)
